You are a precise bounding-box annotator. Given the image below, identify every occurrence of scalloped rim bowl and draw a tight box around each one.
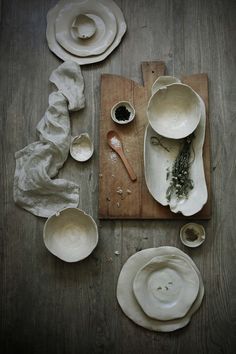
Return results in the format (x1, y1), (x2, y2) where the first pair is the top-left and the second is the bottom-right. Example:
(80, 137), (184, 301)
(70, 133), (94, 162)
(147, 83), (202, 139)
(43, 208), (98, 262)
(111, 101), (135, 125)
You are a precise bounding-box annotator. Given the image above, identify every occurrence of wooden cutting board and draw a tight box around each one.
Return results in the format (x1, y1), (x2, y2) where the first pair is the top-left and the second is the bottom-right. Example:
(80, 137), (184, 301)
(98, 61), (211, 219)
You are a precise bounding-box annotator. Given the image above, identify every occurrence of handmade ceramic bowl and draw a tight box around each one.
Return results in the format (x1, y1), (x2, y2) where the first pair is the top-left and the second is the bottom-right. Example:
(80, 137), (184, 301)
(72, 14), (96, 39)
(180, 223), (206, 248)
(70, 133), (94, 162)
(43, 208), (98, 262)
(151, 76), (181, 95)
(147, 83), (202, 139)
(111, 101), (135, 125)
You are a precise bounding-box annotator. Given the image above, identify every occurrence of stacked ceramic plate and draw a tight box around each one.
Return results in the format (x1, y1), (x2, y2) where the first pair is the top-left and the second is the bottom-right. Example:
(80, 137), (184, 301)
(117, 246), (204, 332)
(46, 0), (127, 65)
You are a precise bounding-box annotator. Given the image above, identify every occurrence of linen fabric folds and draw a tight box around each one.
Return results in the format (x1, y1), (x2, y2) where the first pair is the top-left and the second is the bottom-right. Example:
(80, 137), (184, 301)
(13, 61), (85, 218)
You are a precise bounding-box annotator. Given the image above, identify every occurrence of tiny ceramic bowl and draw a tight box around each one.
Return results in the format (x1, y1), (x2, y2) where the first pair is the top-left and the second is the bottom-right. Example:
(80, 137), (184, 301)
(43, 208), (98, 262)
(180, 223), (206, 248)
(111, 101), (135, 125)
(70, 133), (94, 162)
(147, 83), (202, 139)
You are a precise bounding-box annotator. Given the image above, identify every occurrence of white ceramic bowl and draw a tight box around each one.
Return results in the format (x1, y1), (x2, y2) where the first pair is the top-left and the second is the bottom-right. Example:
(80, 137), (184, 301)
(70, 133), (94, 162)
(180, 223), (206, 248)
(111, 101), (135, 125)
(147, 83), (202, 139)
(43, 208), (98, 262)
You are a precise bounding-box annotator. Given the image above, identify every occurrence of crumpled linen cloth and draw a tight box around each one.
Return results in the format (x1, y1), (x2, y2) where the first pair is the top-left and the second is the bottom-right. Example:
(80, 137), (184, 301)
(13, 61), (85, 218)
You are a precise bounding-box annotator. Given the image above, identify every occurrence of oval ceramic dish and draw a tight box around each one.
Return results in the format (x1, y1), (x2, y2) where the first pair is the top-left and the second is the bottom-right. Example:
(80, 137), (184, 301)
(70, 133), (94, 162)
(55, 0), (117, 57)
(116, 247), (204, 332)
(43, 208), (98, 262)
(133, 255), (199, 321)
(46, 0), (127, 65)
(147, 83), (202, 139)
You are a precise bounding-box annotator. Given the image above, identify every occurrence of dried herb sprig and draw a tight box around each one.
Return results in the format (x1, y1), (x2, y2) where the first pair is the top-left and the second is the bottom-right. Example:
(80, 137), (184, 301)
(151, 136), (170, 152)
(166, 133), (195, 202)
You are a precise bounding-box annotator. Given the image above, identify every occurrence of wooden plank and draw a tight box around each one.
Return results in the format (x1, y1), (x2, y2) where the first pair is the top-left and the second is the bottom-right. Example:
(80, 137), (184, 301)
(99, 62), (211, 219)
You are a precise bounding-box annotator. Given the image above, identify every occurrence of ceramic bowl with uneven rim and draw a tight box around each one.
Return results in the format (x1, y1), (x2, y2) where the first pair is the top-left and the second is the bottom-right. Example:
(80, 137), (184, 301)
(70, 133), (94, 162)
(111, 101), (135, 125)
(147, 83), (202, 139)
(46, 0), (127, 65)
(180, 223), (206, 248)
(151, 76), (181, 95)
(133, 254), (199, 321)
(72, 14), (96, 39)
(116, 246), (204, 332)
(43, 208), (98, 262)
(55, 0), (117, 57)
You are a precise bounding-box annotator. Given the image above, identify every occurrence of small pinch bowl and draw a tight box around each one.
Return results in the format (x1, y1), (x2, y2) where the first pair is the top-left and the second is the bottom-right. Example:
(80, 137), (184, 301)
(147, 83), (202, 139)
(70, 133), (94, 162)
(43, 208), (98, 262)
(180, 223), (206, 248)
(111, 101), (135, 125)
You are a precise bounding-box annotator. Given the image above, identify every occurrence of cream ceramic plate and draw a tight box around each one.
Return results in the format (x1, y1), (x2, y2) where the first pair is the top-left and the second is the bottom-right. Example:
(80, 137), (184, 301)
(43, 207), (98, 262)
(116, 247), (204, 332)
(144, 77), (208, 216)
(55, 0), (117, 57)
(133, 255), (199, 321)
(46, 0), (127, 65)
(147, 83), (202, 139)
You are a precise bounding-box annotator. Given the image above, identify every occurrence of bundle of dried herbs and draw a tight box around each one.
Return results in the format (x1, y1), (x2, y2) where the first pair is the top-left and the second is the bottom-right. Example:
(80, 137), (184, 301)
(166, 133), (195, 202)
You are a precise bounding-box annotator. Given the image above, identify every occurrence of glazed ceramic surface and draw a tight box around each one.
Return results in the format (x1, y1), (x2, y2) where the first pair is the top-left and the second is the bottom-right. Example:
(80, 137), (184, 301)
(43, 208), (98, 262)
(152, 76), (181, 94)
(147, 83), (202, 139)
(46, 0), (127, 65)
(144, 92), (208, 216)
(70, 133), (94, 162)
(180, 223), (206, 248)
(111, 101), (135, 125)
(116, 247), (204, 332)
(133, 255), (199, 321)
(55, 0), (117, 57)
(72, 14), (96, 39)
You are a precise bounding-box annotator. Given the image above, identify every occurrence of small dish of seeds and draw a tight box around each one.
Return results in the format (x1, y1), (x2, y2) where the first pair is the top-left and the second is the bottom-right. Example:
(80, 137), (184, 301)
(111, 101), (135, 125)
(180, 223), (206, 248)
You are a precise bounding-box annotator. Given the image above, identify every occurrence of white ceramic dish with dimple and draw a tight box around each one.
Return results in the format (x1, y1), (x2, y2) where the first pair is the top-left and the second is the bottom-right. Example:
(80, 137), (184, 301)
(55, 0), (117, 57)
(70, 133), (94, 162)
(147, 83), (202, 139)
(72, 14), (96, 39)
(46, 0), (127, 65)
(116, 247), (204, 332)
(133, 254), (199, 321)
(43, 207), (98, 262)
(111, 101), (135, 125)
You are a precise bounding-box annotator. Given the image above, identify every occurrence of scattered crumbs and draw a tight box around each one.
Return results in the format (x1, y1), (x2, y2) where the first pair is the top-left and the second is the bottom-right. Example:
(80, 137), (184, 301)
(110, 151), (118, 163)
(106, 197), (111, 202)
(126, 189), (132, 194)
(99, 173), (103, 178)
(112, 174), (115, 178)
(114, 251), (120, 256)
(126, 149), (130, 153)
(116, 202), (120, 208)
(116, 186), (123, 195)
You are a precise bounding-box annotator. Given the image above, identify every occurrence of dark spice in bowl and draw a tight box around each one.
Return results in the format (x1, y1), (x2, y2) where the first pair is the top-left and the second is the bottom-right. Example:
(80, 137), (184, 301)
(115, 105), (131, 121)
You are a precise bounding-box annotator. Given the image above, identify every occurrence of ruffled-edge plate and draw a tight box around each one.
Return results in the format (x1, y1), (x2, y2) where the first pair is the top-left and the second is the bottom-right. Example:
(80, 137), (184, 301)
(116, 247), (204, 332)
(46, 0), (127, 65)
(144, 89), (208, 216)
(133, 254), (199, 321)
(55, 0), (117, 57)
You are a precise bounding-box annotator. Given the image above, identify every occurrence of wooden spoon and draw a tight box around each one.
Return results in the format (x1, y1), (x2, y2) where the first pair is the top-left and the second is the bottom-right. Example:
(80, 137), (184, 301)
(107, 130), (137, 182)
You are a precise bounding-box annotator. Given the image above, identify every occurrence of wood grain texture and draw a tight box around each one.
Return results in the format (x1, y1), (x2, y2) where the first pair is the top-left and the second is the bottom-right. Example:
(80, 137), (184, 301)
(0, 0), (235, 353)
(99, 63), (211, 219)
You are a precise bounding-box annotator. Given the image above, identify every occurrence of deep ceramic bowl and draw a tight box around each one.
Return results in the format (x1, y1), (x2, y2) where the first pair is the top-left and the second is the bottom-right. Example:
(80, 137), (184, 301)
(111, 101), (135, 125)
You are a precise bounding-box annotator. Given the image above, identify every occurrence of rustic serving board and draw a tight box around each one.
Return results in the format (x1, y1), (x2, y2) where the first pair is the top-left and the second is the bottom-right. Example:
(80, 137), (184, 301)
(98, 61), (211, 219)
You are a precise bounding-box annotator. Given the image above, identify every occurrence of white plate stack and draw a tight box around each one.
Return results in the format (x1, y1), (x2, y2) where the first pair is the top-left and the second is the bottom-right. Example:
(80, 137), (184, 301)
(46, 0), (127, 65)
(117, 246), (204, 332)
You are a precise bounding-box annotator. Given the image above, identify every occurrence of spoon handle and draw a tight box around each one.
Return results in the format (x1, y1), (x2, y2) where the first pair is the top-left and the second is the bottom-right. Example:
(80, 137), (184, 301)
(118, 149), (137, 182)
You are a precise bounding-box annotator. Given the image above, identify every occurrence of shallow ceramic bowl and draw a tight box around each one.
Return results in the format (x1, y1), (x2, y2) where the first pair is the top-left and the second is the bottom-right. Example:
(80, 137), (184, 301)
(70, 133), (94, 162)
(180, 223), (206, 248)
(43, 208), (98, 262)
(147, 83), (202, 139)
(111, 101), (135, 125)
